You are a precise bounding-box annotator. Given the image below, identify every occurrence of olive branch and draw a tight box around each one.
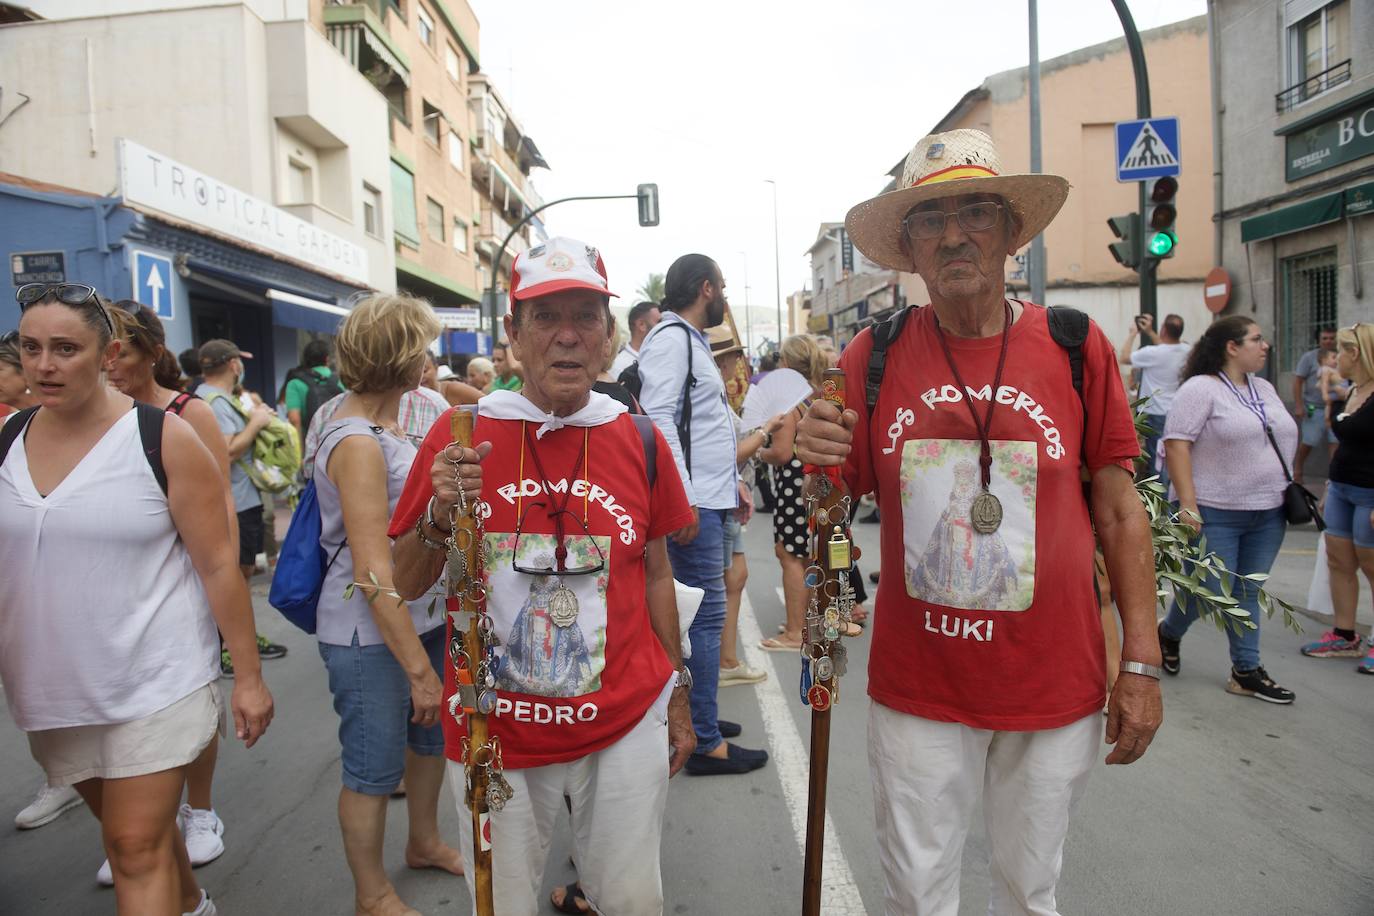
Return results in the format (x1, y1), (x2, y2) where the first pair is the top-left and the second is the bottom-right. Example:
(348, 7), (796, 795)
(1130, 403), (1303, 635)
(343, 571), (444, 619)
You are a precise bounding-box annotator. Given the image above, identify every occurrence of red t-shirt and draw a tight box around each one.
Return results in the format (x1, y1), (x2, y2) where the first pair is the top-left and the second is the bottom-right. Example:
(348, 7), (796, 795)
(388, 409), (694, 768)
(841, 303), (1138, 731)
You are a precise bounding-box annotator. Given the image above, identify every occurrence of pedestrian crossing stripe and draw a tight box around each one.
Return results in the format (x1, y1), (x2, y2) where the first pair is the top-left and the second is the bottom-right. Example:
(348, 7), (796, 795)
(1119, 123), (1178, 171)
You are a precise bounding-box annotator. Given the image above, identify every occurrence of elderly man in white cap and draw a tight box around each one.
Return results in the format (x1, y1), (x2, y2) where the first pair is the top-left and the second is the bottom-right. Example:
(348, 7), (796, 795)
(795, 129), (1163, 915)
(389, 237), (697, 916)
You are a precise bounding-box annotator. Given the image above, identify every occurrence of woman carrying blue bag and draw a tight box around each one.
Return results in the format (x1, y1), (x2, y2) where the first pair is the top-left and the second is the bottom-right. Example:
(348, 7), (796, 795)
(305, 294), (464, 916)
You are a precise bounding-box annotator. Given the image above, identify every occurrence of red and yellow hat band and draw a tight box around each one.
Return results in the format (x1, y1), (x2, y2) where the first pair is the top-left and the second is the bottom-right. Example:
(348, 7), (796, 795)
(912, 164), (999, 188)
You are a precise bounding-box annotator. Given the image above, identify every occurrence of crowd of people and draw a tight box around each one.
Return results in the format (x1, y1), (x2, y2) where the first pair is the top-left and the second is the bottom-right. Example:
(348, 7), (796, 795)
(0, 127), (1370, 916)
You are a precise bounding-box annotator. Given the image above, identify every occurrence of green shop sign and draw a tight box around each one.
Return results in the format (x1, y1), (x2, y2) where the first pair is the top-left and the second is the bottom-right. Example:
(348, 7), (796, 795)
(1285, 96), (1374, 182)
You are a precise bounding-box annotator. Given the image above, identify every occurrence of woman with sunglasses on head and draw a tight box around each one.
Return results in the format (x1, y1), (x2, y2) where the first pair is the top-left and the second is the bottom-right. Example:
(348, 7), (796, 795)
(102, 302), (241, 880)
(0, 283), (273, 916)
(0, 330), (39, 419)
(310, 294), (464, 916)
(1300, 323), (1374, 673)
(1157, 316), (1298, 703)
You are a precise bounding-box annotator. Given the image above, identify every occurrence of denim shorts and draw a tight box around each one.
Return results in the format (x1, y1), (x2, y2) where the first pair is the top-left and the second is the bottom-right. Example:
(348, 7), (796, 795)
(1324, 480), (1374, 548)
(1300, 406), (1336, 447)
(722, 515), (744, 567)
(318, 625), (446, 795)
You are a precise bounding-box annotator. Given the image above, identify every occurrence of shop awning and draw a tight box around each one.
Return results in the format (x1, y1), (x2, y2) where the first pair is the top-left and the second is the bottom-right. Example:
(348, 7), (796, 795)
(268, 288), (349, 335)
(1346, 181), (1374, 218)
(1239, 191), (1344, 243)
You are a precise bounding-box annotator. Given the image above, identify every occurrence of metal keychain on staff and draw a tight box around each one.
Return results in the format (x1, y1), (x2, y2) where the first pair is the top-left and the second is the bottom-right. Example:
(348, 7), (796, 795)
(444, 408), (511, 916)
(800, 367), (861, 916)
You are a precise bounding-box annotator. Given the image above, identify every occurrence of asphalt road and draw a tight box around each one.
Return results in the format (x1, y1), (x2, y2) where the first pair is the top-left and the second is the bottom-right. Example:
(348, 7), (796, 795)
(2, 517), (1372, 915)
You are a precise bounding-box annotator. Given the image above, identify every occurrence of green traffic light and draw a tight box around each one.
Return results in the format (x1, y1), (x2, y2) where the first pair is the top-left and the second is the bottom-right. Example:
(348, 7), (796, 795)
(1148, 231), (1175, 257)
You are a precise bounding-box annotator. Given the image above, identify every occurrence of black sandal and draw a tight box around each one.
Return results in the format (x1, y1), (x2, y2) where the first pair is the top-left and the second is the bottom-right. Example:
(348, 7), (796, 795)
(551, 882), (590, 914)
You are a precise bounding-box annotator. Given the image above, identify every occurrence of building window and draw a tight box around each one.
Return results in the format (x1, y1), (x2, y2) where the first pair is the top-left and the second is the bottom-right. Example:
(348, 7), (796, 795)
(426, 197), (445, 243)
(485, 106), (505, 150)
(447, 129), (464, 172)
(362, 183), (382, 238)
(1280, 248), (1338, 377)
(445, 44), (461, 81)
(422, 101), (442, 146)
(287, 159), (312, 204)
(453, 217), (468, 253)
(416, 5), (434, 48)
(391, 161), (419, 248)
(1285, 1), (1350, 105)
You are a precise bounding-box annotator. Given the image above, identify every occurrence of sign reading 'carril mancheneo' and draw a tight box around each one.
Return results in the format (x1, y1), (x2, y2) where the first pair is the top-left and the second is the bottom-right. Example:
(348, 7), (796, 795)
(116, 138), (370, 285)
(1286, 100), (1374, 182)
(10, 251), (65, 285)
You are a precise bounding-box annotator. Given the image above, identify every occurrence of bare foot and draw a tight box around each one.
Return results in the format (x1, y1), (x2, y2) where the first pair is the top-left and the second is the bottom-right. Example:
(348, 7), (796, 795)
(405, 841), (465, 876)
(356, 887), (421, 916)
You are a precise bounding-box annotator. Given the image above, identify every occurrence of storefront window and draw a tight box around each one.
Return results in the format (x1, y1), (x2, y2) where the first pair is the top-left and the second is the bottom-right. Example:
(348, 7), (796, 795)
(1280, 247), (1338, 376)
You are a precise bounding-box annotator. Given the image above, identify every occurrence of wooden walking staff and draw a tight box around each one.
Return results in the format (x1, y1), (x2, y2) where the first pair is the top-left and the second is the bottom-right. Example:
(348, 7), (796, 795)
(801, 368), (858, 916)
(445, 407), (504, 916)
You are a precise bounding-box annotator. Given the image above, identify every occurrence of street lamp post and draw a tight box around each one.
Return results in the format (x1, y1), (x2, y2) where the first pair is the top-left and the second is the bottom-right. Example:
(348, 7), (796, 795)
(484, 186), (659, 349)
(765, 179), (783, 349)
(738, 250), (753, 354)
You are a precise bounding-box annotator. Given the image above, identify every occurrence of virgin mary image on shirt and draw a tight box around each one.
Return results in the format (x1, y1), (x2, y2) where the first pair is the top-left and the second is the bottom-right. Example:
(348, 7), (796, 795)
(900, 440), (1038, 612)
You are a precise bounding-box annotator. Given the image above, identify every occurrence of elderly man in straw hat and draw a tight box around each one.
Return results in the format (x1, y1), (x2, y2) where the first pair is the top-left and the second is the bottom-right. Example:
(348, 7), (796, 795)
(795, 129), (1163, 915)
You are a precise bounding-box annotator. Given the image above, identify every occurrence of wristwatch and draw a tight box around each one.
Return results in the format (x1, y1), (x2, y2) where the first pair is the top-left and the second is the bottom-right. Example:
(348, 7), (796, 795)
(673, 666), (694, 690)
(1120, 660), (1164, 680)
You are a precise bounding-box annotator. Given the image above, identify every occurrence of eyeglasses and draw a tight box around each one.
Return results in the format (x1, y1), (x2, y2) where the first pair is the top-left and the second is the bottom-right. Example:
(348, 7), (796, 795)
(0, 330), (16, 346)
(511, 502), (607, 577)
(903, 202), (1004, 240)
(15, 283), (112, 335)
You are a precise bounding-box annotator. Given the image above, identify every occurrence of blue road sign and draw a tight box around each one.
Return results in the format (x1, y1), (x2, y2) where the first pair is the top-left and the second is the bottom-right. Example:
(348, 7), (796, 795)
(1115, 117), (1181, 182)
(132, 251), (174, 319)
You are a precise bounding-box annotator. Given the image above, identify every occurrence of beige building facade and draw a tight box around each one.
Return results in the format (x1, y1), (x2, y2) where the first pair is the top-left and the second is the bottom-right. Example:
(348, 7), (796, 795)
(817, 16), (1217, 350)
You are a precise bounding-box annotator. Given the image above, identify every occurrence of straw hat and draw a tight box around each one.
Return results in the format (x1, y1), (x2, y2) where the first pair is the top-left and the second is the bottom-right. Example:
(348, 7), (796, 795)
(845, 129), (1070, 272)
(707, 322), (743, 358)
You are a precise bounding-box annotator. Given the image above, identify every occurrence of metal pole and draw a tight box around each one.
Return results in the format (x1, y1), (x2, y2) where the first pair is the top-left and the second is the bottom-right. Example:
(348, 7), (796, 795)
(766, 179), (783, 346)
(1110, 0), (1157, 319)
(739, 250), (753, 354)
(1028, 0), (1046, 305)
(485, 192), (642, 349)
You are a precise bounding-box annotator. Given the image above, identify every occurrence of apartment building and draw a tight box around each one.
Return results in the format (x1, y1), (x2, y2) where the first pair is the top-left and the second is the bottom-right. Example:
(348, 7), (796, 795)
(1213, 0), (1373, 383)
(0, 1), (392, 397)
(826, 16), (1215, 348)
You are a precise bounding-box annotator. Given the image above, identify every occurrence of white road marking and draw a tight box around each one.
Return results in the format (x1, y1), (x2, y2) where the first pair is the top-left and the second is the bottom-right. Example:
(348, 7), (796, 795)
(739, 589), (867, 914)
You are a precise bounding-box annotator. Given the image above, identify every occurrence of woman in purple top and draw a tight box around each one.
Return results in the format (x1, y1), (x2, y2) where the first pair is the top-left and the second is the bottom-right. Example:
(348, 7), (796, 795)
(1157, 316), (1298, 703)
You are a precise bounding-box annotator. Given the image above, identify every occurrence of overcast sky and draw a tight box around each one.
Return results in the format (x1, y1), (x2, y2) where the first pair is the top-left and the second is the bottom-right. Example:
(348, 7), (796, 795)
(471, 0), (1205, 345)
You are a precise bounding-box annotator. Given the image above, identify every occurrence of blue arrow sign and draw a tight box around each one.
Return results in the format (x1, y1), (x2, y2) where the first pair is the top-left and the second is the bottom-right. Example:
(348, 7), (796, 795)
(1115, 117), (1181, 182)
(133, 251), (174, 319)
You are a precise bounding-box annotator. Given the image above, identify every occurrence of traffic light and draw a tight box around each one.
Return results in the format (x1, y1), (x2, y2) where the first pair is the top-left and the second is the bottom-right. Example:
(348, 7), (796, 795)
(1107, 213), (1141, 270)
(1144, 176), (1178, 259)
(637, 183), (660, 227)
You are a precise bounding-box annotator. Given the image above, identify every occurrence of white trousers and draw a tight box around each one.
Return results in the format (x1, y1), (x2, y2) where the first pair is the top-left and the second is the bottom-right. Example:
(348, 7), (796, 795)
(868, 703), (1100, 916)
(446, 708), (669, 916)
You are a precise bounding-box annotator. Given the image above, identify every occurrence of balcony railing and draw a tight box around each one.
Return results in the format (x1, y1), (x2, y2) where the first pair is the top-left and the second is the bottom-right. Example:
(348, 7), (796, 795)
(1276, 59), (1351, 113)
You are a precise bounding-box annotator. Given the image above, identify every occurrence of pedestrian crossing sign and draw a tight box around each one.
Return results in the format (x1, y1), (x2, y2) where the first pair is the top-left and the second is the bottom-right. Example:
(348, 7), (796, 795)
(1114, 117), (1181, 182)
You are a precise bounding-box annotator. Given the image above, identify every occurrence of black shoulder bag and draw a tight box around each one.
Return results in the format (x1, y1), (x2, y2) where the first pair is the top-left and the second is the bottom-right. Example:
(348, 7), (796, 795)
(1265, 427), (1325, 530)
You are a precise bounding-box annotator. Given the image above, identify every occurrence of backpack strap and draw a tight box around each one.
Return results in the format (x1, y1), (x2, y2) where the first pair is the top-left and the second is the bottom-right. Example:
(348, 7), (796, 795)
(0, 406), (39, 467)
(865, 306), (914, 417)
(165, 391), (196, 417)
(136, 401), (169, 497)
(1045, 305), (1089, 407)
(676, 323), (695, 474)
(629, 413), (657, 488)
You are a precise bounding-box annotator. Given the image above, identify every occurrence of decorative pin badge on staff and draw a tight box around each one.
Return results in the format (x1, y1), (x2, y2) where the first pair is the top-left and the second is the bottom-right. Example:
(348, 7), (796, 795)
(443, 408), (511, 916)
(800, 367), (860, 916)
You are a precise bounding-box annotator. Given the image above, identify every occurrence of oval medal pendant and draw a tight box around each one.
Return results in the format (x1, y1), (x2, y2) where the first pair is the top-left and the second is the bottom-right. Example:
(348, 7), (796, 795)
(971, 490), (1003, 534)
(446, 550), (466, 584)
(476, 689), (497, 715)
(814, 655), (835, 681)
(807, 684), (832, 711)
(548, 584), (579, 628)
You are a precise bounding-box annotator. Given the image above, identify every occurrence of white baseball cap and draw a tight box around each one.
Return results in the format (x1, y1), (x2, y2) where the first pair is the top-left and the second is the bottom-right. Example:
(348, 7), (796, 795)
(509, 236), (618, 306)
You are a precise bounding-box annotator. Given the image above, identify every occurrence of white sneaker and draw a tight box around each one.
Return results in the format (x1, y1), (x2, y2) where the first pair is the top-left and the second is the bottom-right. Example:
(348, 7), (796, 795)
(183, 889), (218, 916)
(15, 784), (84, 829)
(96, 857), (114, 887)
(180, 805), (225, 866)
(719, 662), (768, 686)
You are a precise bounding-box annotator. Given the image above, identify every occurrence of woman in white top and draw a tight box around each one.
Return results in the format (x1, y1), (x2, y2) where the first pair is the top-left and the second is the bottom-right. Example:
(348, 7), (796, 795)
(1158, 315), (1298, 704)
(0, 283), (273, 916)
(311, 294), (463, 916)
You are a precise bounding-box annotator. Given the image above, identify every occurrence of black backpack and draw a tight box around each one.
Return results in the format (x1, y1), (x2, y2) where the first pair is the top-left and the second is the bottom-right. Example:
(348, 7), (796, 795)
(1, 403), (170, 495)
(286, 366), (344, 432)
(617, 321), (697, 472)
